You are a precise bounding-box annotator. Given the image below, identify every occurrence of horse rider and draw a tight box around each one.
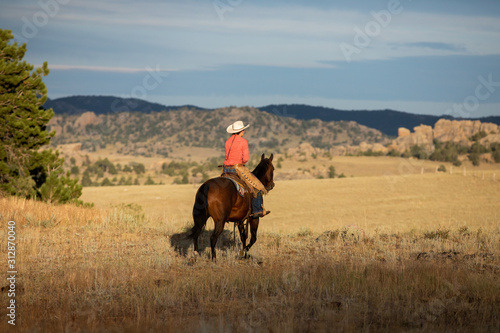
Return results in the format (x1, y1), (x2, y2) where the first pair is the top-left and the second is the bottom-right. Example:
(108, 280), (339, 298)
(223, 120), (270, 218)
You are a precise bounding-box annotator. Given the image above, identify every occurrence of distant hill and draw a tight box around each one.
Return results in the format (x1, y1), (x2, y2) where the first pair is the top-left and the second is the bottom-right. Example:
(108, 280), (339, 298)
(259, 104), (500, 137)
(47, 107), (389, 156)
(44, 96), (500, 136)
(44, 95), (207, 115)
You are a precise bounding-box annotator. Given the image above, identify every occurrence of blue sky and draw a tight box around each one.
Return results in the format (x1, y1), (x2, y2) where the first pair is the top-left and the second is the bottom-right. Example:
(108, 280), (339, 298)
(2, 0), (500, 117)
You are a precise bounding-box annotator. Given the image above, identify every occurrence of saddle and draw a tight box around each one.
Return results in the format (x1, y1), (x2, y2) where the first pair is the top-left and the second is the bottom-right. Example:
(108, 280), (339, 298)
(220, 173), (247, 197)
(220, 165), (265, 197)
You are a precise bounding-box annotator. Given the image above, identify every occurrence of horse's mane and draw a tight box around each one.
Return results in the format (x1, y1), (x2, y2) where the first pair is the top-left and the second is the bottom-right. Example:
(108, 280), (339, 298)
(252, 158), (271, 180)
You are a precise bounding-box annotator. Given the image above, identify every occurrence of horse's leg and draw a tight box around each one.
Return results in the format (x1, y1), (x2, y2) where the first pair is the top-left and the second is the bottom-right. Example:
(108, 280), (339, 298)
(245, 217), (260, 252)
(237, 221), (247, 249)
(210, 219), (226, 260)
(191, 211), (208, 253)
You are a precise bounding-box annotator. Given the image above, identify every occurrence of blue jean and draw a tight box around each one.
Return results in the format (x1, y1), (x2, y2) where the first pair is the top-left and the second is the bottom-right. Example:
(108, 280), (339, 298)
(252, 191), (263, 214)
(223, 166), (263, 214)
(222, 165), (237, 174)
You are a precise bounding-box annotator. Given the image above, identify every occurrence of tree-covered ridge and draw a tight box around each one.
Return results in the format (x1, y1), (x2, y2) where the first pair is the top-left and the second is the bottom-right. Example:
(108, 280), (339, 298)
(45, 96), (500, 137)
(44, 95), (207, 115)
(47, 106), (389, 156)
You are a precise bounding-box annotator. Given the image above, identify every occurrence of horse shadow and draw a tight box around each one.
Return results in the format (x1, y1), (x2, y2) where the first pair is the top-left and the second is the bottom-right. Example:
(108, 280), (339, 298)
(169, 229), (238, 256)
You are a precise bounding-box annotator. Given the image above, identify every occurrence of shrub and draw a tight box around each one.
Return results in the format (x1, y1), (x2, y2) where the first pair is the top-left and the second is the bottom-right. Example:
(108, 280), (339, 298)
(101, 178), (113, 186)
(276, 159), (282, 169)
(471, 131), (487, 141)
(174, 172), (189, 184)
(387, 149), (401, 157)
(492, 143), (500, 163)
(118, 176), (127, 186)
(424, 228), (450, 240)
(70, 166), (80, 175)
(469, 142), (489, 154)
(94, 158), (117, 175)
(468, 153), (480, 166)
(328, 166), (336, 178)
(359, 149), (384, 157)
(296, 227), (313, 237)
(162, 161), (193, 176)
(410, 145), (429, 160)
(81, 172), (92, 187)
(429, 140), (464, 165)
(131, 162), (146, 174)
(144, 176), (156, 185)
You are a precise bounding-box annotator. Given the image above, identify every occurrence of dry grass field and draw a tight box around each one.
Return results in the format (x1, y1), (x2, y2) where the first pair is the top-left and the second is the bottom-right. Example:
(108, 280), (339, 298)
(80, 156), (500, 234)
(1, 157), (499, 332)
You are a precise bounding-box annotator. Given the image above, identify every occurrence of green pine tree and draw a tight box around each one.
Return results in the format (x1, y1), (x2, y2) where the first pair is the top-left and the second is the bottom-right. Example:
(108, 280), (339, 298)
(0, 29), (82, 203)
(81, 171), (93, 187)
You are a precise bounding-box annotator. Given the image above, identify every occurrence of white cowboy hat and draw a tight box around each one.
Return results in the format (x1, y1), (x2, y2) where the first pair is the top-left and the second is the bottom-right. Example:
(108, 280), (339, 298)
(226, 120), (250, 134)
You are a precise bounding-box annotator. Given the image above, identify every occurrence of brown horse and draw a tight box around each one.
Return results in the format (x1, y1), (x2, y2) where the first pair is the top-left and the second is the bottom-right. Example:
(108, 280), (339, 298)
(189, 154), (275, 259)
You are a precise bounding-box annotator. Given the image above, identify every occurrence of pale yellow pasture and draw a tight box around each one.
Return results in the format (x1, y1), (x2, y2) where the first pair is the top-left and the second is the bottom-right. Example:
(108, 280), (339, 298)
(281, 155), (500, 178)
(266, 174), (499, 233)
(81, 172), (500, 235)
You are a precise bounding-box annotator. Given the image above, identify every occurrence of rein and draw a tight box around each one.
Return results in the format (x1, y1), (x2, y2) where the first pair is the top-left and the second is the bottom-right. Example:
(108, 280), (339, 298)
(224, 135), (237, 163)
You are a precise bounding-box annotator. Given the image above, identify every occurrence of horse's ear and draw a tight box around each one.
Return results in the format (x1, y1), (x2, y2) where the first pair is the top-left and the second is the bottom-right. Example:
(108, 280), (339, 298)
(261, 153), (265, 160)
(269, 153), (273, 162)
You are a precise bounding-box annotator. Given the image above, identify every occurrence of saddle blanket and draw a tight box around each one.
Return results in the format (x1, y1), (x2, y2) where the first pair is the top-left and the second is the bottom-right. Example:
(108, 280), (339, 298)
(221, 176), (246, 197)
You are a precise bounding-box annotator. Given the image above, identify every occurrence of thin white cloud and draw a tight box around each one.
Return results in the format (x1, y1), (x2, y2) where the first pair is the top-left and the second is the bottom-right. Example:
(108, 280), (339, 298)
(55, 1), (361, 36)
(9, 0), (500, 69)
(38, 64), (176, 73)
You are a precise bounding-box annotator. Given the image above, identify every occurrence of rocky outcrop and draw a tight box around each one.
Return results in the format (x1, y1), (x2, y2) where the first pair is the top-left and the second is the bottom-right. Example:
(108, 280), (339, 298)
(389, 124), (435, 154)
(433, 119), (498, 145)
(284, 119), (499, 158)
(74, 111), (102, 129)
(357, 142), (388, 154)
(480, 133), (500, 146)
(286, 143), (323, 158)
(388, 120), (499, 154)
(398, 127), (411, 137)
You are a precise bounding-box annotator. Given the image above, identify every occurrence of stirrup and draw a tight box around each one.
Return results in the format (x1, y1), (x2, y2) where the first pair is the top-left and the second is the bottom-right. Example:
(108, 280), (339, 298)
(251, 210), (271, 218)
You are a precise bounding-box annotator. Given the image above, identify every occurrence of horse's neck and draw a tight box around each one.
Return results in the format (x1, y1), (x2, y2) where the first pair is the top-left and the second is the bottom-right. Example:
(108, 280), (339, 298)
(252, 163), (267, 182)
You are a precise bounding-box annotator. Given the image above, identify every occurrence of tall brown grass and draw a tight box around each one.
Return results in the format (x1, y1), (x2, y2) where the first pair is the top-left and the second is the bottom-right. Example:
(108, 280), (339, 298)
(1, 173), (499, 332)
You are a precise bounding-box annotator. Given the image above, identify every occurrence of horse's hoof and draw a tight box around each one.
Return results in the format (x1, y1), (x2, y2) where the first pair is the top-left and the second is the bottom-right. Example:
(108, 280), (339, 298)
(238, 250), (251, 259)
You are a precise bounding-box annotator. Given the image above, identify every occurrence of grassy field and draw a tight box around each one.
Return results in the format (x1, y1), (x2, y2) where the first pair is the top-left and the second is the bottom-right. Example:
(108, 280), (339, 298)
(1, 157), (499, 332)
(80, 163), (499, 234)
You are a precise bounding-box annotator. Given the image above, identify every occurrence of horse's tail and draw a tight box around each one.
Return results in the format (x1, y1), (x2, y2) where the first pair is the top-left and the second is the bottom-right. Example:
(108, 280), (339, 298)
(189, 181), (210, 239)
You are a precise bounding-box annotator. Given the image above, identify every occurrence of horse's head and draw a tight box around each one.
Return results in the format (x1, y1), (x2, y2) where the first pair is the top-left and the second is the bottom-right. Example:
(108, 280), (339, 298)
(253, 153), (275, 192)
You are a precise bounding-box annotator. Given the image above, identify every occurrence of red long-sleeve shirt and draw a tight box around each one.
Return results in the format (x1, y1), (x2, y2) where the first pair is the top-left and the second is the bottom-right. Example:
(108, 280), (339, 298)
(224, 135), (249, 165)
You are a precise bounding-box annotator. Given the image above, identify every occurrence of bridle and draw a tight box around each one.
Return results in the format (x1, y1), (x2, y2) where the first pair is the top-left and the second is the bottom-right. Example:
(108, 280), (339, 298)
(262, 161), (275, 192)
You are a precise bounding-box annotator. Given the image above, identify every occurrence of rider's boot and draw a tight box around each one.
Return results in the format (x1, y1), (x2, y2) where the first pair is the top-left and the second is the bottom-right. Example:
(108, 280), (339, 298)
(250, 207), (271, 219)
